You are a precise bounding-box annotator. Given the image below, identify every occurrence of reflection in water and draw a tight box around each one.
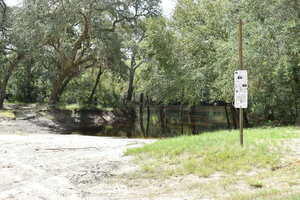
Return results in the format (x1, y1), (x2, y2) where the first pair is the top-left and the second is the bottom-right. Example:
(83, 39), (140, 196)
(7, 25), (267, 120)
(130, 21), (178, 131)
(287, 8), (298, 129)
(100, 105), (229, 138)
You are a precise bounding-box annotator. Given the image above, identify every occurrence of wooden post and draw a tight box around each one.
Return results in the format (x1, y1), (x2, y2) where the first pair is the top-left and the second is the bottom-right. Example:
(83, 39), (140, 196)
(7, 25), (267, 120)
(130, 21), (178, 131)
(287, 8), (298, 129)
(238, 19), (244, 146)
(180, 104), (184, 135)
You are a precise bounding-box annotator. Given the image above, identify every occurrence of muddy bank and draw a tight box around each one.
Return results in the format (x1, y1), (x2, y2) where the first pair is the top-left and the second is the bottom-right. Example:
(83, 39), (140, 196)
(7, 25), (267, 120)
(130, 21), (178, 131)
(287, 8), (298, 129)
(0, 104), (135, 136)
(1, 103), (232, 138)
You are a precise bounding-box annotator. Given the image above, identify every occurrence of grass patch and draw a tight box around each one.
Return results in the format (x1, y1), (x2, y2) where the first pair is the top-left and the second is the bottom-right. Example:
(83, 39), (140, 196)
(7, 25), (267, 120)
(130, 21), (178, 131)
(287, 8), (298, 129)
(127, 127), (300, 177)
(5, 100), (30, 105)
(56, 103), (113, 112)
(231, 189), (300, 200)
(0, 110), (16, 119)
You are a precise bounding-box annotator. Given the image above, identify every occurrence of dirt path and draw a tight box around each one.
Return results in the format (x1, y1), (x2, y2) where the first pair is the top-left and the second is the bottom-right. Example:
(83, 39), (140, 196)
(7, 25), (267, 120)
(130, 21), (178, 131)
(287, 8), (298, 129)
(0, 119), (155, 200)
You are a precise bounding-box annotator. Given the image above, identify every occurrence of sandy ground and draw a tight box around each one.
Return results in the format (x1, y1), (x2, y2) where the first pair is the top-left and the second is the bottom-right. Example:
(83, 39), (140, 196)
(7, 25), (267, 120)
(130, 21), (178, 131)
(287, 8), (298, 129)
(0, 119), (155, 200)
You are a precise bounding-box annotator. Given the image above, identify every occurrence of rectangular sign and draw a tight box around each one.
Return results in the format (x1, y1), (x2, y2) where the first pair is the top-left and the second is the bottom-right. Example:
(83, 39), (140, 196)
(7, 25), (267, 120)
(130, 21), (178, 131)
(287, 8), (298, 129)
(234, 70), (248, 108)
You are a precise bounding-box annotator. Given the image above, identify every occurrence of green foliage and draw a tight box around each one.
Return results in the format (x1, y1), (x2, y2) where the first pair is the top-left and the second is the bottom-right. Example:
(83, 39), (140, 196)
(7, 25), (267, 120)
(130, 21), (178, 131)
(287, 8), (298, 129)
(61, 69), (124, 107)
(139, 0), (300, 124)
(1, 0), (299, 125)
(2, 0), (160, 106)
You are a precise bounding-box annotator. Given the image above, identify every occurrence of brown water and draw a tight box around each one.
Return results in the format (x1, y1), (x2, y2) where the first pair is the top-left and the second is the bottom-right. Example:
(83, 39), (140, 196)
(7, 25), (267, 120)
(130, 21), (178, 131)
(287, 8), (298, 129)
(8, 103), (231, 138)
(98, 105), (230, 138)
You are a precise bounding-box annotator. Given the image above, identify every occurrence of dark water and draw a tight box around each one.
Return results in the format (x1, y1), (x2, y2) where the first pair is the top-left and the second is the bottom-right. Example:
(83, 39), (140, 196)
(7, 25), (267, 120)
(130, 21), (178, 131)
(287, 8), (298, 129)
(94, 105), (229, 138)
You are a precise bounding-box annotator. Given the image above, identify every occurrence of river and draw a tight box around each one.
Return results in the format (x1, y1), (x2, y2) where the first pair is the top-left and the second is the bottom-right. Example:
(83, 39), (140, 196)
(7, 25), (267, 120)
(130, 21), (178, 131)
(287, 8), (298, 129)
(91, 105), (230, 138)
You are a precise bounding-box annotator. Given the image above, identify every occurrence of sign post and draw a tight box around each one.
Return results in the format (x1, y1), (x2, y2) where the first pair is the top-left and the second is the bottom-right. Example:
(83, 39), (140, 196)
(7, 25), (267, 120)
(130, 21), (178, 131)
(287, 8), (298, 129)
(235, 19), (247, 147)
(234, 70), (248, 146)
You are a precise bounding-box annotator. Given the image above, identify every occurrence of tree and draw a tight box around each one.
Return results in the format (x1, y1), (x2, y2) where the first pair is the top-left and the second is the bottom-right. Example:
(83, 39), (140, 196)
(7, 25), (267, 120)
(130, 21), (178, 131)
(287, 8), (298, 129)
(138, 0), (299, 124)
(22, 0), (160, 105)
(134, 17), (177, 103)
(0, 0), (7, 33)
(122, 20), (148, 103)
(0, 4), (31, 109)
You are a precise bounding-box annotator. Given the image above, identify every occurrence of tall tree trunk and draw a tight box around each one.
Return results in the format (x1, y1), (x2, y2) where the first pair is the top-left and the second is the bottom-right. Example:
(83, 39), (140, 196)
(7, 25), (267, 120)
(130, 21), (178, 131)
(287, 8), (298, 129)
(88, 67), (103, 104)
(49, 65), (81, 105)
(0, 53), (24, 109)
(180, 89), (184, 135)
(164, 106), (168, 135)
(126, 67), (135, 103)
(0, 76), (9, 110)
(292, 62), (300, 123)
(49, 76), (71, 105)
(49, 85), (63, 105)
(145, 95), (150, 137)
(139, 93), (145, 136)
(133, 91), (136, 102)
(24, 59), (34, 102)
(126, 51), (144, 103)
(0, 86), (6, 109)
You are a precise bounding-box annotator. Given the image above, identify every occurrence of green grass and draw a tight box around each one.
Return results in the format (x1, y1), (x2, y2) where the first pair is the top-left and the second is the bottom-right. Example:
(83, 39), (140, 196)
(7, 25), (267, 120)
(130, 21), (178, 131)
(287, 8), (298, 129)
(0, 110), (16, 119)
(127, 127), (300, 177)
(56, 103), (114, 111)
(5, 100), (30, 105)
(126, 126), (300, 199)
(231, 189), (300, 200)
(289, 195), (300, 200)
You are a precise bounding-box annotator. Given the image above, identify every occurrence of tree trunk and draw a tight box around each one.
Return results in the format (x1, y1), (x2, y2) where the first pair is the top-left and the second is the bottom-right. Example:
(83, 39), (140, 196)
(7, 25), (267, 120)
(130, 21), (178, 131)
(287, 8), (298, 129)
(88, 67), (103, 104)
(0, 53), (25, 109)
(133, 91), (136, 102)
(24, 59), (34, 102)
(139, 93), (145, 136)
(49, 76), (71, 105)
(145, 95), (150, 137)
(49, 85), (63, 105)
(49, 65), (81, 105)
(180, 90), (184, 135)
(164, 106), (169, 134)
(292, 62), (300, 123)
(0, 77), (9, 110)
(0, 86), (6, 109)
(126, 67), (135, 103)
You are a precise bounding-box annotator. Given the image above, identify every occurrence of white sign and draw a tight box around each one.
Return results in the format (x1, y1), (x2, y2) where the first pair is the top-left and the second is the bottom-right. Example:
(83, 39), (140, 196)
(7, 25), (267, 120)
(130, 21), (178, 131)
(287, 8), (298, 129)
(234, 70), (248, 108)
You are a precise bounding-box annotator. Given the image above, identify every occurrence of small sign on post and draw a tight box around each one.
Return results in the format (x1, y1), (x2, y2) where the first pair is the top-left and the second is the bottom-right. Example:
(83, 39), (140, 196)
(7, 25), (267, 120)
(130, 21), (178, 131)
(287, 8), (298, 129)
(234, 70), (248, 109)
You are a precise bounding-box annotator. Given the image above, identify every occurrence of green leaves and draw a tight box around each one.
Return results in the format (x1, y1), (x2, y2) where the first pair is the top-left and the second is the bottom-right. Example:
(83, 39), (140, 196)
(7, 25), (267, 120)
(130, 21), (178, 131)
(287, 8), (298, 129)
(136, 0), (300, 124)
